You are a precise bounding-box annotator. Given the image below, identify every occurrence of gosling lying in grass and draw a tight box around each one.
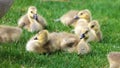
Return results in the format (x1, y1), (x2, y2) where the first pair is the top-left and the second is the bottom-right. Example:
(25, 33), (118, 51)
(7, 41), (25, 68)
(60, 32), (91, 55)
(0, 25), (22, 43)
(77, 30), (91, 55)
(75, 25), (98, 42)
(107, 52), (120, 68)
(18, 6), (47, 32)
(72, 9), (92, 27)
(26, 30), (79, 54)
(55, 10), (79, 26)
(26, 30), (49, 53)
(26, 30), (91, 55)
(55, 9), (92, 26)
(88, 20), (102, 42)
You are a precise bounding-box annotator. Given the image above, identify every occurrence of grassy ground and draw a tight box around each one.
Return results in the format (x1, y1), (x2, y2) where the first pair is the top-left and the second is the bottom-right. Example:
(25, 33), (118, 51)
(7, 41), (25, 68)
(0, 0), (120, 68)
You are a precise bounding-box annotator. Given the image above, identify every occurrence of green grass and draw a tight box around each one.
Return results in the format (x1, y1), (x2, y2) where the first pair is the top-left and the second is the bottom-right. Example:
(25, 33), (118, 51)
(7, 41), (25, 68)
(0, 0), (120, 68)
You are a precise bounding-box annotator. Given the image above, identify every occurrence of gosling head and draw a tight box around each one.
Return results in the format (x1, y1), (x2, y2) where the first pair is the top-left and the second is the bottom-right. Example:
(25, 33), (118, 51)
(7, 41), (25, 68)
(89, 20), (100, 32)
(28, 6), (38, 20)
(34, 30), (49, 44)
(77, 43), (90, 55)
(77, 27), (91, 55)
(74, 9), (92, 22)
(80, 27), (90, 40)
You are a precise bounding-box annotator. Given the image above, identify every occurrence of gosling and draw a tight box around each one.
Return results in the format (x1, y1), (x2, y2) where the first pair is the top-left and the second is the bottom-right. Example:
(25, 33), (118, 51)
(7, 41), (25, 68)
(71, 9), (92, 27)
(0, 25), (22, 43)
(75, 26), (98, 42)
(26, 30), (80, 54)
(76, 30), (91, 55)
(88, 20), (102, 42)
(107, 52), (120, 68)
(55, 9), (92, 26)
(18, 6), (47, 32)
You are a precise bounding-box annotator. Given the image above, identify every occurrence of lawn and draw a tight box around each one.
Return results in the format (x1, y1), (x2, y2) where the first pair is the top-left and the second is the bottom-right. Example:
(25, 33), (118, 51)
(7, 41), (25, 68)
(0, 0), (120, 68)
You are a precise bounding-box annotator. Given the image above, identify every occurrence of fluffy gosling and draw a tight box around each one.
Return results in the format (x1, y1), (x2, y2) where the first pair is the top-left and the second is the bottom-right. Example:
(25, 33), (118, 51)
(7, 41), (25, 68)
(26, 30), (49, 53)
(107, 52), (120, 68)
(0, 25), (22, 43)
(26, 30), (80, 54)
(72, 9), (92, 27)
(18, 6), (47, 32)
(58, 10), (79, 26)
(88, 20), (102, 42)
(55, 9), (92, 26)
(76, 30), (91, 55)
(75, 26), (98, 42)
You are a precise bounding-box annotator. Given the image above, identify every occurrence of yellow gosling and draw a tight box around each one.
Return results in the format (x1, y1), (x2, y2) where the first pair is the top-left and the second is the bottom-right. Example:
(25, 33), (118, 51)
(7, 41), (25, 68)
(18, 6), (47, 32)
(88, 20), (102, 42)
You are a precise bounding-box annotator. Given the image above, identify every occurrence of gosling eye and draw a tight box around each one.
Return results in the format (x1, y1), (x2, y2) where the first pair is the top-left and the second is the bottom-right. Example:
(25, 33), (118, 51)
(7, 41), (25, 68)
(91, 25), (95, 28)
(80, 13), (83, 15)
(34, 37), (38, 40)
(31, 11), (33, 13)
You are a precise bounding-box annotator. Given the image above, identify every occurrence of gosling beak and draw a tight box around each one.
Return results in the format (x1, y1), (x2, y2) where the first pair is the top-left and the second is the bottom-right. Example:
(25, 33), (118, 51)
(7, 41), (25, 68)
(33, 14), (38, 20)
(80, 34), (85, 39)
(74, 15), (80, 20)
(34, 37), (38, 40)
